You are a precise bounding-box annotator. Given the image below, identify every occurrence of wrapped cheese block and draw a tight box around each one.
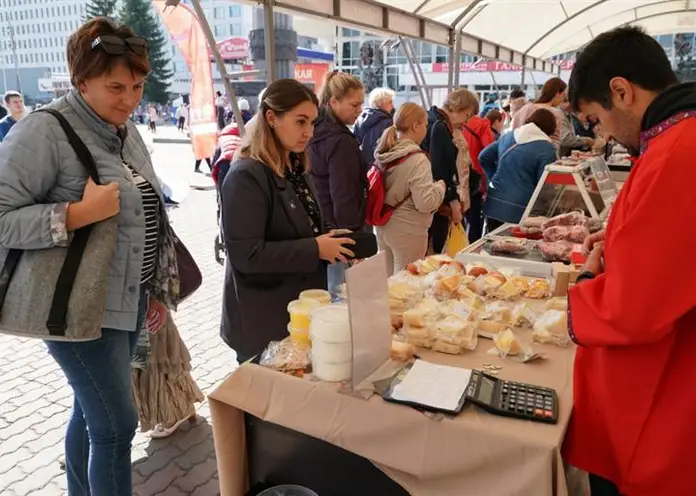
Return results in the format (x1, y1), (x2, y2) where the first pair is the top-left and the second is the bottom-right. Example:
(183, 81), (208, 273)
(532, 310), (570, 346)
(432, 317), (478, 354)
(391, 340), (416, 361)
(494, 328), (524, 356)
(525, 279), (551, 299)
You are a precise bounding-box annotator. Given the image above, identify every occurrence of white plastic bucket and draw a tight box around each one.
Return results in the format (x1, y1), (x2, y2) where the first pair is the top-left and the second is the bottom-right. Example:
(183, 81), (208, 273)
(309, 304), (352, 382)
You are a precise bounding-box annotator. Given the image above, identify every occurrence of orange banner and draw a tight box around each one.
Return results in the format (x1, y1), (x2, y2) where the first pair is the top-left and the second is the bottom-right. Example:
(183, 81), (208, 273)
(294, 63), (331, 93)
(154, 1), (217, 160)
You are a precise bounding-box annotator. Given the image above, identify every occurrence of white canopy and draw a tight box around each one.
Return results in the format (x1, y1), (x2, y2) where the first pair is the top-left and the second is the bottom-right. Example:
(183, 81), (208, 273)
(273, 0), (695, 70)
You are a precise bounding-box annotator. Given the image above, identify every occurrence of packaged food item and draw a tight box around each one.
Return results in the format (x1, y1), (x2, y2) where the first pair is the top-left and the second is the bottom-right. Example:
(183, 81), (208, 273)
(287, 299), (321, 331)
(478, 320), (506, 337)
(532, 310), (570, 346)
(541, 211), (586, 229)
(508, 276), (531, 293)
(310, 304), (353, 382)
(432, 317), (478, 353)
(468, 265), (490, 278)
(391, 340), (416, 361)
(388, 282), (422, 316)
(432, 273), (463, 296)
(482, 274), (505, 295)
(439, 300), (480, 323)
(546, 297), (568, 311)
(525, 279), (551, 299)
(521, 216), (548, 229)
(299, 289), (332, 305)
(490, 238), (530, 255)
(493, 328), (524, 356)
(288, 324), (311, 347)
(484, 301), (514, 324)
(538, 241), (574, 262)
(403, 307), (430, 328)
(490, 279), (524, 300)
(403, 324), (435, 349)
(543, 225), (590, 243)
(407, 254), (455, 275)
(260, 338), (311, 373)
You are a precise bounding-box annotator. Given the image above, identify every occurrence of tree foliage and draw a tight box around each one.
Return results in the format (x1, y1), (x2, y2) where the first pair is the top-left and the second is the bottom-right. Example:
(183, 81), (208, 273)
(84, 0), (118, 21)
(119, 0), (173, 103)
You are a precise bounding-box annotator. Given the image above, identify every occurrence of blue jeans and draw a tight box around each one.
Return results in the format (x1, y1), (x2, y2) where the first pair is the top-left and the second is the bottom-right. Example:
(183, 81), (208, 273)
(45, 290), (147, 496)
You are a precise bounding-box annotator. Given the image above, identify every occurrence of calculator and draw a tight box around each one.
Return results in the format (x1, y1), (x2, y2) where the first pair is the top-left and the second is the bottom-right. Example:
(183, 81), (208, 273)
(465, 370), (559, 424)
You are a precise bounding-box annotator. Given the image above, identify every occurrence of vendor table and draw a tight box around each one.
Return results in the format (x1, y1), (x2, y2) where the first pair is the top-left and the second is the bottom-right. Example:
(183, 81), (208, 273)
(210, 343), (575, 496)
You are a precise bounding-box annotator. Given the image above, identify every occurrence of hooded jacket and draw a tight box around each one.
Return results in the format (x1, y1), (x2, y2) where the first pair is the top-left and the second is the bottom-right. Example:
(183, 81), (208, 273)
(375, 139), (445, 234)
(307, 111), (368, 230)
(480, 123), (556, 224)
(353, 107), (393, 165)
(462, 116), (495, 194)
(564, 82), (696, 495)
(422, 106), (459, 204)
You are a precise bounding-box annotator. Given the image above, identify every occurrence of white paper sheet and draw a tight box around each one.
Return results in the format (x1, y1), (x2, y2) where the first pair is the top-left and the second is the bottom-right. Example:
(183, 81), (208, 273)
(391, 360), (473, 412)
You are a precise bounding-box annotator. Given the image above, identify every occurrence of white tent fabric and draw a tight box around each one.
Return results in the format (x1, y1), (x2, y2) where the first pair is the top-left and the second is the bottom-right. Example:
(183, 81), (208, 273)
(360, 0), (696, 58)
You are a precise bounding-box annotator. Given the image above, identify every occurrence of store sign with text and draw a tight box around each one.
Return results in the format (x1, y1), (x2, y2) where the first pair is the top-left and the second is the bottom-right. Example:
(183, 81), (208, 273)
(432, 60), (574, 73)
(209, 37), (249, 61)
(294, 63), (330, 91)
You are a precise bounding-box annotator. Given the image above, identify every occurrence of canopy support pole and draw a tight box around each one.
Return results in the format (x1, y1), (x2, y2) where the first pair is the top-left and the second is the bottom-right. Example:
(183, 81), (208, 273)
(400, 37), (430, 108)
(453, 30), (462, 88)
(189, 0), (245, 135)
(447, 44), (455, 92)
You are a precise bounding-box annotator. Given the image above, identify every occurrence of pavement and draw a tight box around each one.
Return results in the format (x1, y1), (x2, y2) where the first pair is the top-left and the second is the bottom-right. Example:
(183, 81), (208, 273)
(0, 141), (236, 496)
(138, 124), (192, 145)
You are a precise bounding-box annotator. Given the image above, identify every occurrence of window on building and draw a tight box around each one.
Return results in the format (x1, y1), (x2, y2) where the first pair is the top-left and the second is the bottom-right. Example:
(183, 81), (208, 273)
(341, 41), (360, 66)
(229, 5), (241, 16)
(435, 45), (448, 63)
(214, 7), (224, 18)
(214, 25), (221, 36)
(341, 28), (360, 37)
(230, 24), (242, 36)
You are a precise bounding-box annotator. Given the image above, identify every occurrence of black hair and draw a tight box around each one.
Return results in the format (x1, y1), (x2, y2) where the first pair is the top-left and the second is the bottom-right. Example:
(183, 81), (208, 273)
(3, 91), (21, 104)
(509, 88), (525, 99)
(216, 91), (222, 97)
(569, 26), (677, 111)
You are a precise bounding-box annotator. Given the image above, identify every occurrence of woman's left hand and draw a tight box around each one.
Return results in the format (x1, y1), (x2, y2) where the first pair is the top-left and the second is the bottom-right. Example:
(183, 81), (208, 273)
(146, 297), (168, 333)
(580, 242), (604, 276)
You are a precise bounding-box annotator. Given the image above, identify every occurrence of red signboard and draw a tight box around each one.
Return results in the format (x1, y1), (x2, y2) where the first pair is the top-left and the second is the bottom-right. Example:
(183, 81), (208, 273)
(294, 63), (331, 91)
(432, 60), (574, 73)
(209, 36), (249, 60)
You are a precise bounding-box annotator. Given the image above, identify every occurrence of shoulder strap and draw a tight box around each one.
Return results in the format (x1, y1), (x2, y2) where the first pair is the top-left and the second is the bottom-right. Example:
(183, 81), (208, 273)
(383, 150), (426, 171)
(383, 150), (426, 211)
(499, 143), (519, 162)
(0, 109), (102, 336)
(464, 125), (483, 146)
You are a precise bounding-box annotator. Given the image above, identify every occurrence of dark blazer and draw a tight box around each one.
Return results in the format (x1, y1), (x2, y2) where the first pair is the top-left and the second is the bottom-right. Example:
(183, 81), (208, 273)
(422, 106), (459, 203)
(220, 157), (327, 361)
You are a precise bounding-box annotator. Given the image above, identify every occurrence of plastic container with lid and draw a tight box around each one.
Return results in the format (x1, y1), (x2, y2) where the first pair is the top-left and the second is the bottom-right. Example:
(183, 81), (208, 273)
(287, 324), (311, 347)
(309, 304), (352, 382)
(287, 299), (321, 331)
(299, 289), (332, 305)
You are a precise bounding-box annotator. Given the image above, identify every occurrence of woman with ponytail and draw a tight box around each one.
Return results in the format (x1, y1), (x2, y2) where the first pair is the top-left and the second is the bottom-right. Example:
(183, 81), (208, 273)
(374, 103), (445, 274)
(308, 71), (368, 231)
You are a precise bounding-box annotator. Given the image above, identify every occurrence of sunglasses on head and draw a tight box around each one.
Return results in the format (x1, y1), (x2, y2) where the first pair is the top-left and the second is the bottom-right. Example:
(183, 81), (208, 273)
(91, 35), (149, 56)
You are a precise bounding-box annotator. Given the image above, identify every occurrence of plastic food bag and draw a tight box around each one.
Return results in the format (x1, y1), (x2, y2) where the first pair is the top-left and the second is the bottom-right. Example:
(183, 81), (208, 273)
(443, 222), (469, 257)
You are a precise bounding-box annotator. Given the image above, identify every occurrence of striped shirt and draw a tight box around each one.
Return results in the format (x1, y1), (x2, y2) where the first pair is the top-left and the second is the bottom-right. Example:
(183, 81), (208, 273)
(125, 163), (160, 283)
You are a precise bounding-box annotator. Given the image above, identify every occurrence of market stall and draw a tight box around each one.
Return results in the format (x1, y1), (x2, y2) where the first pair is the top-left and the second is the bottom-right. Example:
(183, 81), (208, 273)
(210, 246), (584, 495)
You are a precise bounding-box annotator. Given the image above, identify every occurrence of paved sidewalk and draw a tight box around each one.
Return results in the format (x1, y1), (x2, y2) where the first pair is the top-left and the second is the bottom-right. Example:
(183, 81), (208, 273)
(0, 144), (234, 496)
(138, 124), (192, 145)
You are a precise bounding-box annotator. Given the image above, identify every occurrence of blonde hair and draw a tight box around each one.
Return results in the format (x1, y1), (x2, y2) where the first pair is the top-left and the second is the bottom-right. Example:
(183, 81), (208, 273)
(237, 79), (318, 176)
(318, 71), (364, 108)
(376, 102), (428, 155)
(368, 87), (395, 108)
(444, 88), (480, 115)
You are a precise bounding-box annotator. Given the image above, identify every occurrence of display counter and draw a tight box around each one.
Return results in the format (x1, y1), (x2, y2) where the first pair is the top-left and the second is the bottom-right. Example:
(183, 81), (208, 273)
(210, 342), (576, 496)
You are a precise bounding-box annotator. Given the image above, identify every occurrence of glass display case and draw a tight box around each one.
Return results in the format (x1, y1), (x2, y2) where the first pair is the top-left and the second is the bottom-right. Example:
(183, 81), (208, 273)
(521, 156), (618, 223)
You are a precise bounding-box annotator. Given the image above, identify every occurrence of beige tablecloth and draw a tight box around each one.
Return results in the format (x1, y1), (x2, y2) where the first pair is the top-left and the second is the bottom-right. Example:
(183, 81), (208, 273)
(209, 342), (576, 496)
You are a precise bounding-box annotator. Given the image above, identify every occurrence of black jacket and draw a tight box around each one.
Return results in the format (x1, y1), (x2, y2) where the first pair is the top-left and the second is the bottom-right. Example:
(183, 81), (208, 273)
(307, 111), (368, 230)
(422, 106), (459, 203)
(353, 107), (393, 165)
(220, 158), (327, 361)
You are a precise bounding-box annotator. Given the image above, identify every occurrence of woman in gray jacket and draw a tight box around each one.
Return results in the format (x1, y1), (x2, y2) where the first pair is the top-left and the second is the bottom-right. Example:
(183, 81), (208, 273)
(0, 19), (177, 496)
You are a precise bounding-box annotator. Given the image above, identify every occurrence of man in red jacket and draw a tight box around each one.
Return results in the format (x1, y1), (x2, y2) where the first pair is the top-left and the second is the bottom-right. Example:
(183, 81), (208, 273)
(565, 26), (696, 495)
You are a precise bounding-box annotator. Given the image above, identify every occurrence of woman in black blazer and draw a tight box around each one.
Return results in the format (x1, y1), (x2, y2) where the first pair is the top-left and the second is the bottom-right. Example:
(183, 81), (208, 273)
(220, 79), (355, 362)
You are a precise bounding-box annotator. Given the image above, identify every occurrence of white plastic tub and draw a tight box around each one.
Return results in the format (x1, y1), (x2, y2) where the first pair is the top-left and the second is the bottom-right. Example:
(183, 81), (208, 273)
(309, 304), (352, 382)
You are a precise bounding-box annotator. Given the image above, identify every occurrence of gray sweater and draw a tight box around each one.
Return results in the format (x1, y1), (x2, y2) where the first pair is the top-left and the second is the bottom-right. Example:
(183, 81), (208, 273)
(0, 89), (163, 332)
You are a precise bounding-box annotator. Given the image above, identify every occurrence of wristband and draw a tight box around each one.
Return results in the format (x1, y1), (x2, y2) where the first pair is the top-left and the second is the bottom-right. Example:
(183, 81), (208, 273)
(575, 271), (596, 284)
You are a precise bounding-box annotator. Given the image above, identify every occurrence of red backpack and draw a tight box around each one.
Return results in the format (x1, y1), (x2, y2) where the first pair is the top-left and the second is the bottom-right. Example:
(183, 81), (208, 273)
(365, 150), (426, 227)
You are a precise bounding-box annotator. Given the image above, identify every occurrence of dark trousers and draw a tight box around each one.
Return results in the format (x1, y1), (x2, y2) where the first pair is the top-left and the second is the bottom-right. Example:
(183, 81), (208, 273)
(177, 116), (185, 131)
(589, 474), (621, 496)
(216, 106), (225, 130)
(465, 192), (484, 243)
(486, 217), (505, 234)
(429, 212), (450, 254)
(195, 158), (212, 172)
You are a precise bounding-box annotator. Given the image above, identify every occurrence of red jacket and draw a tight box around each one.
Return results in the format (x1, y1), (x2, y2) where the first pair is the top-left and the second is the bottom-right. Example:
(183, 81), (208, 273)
(564, 113), (696, 495)
(462, 116), (495, 192)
